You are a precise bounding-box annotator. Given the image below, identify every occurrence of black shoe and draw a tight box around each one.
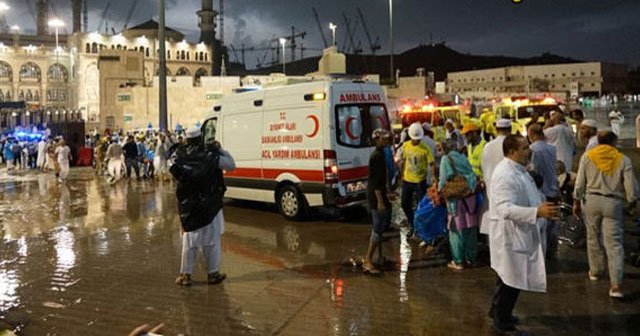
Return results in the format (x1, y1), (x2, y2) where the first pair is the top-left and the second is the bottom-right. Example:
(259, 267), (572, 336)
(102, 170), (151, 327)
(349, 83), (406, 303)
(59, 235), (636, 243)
(207, 272), (227, 285)
(493, 322), (517, 333)
(488, 307), (519, 325)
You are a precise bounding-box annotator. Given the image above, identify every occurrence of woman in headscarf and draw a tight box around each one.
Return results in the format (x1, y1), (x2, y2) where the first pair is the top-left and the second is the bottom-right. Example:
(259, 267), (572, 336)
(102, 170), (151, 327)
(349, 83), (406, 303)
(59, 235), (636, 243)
(438, 139), (480, 270)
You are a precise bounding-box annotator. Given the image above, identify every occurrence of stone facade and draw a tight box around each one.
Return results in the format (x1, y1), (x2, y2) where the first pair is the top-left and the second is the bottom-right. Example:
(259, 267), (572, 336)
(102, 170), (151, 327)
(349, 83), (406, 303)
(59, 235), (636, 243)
(447, 62), (630, 96)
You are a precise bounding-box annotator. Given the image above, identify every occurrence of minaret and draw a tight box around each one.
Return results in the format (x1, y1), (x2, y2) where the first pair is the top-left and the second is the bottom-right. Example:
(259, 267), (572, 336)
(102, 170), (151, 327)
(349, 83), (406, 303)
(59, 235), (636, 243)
(197, 0), (217, 45)
(36, 0), (49, 36)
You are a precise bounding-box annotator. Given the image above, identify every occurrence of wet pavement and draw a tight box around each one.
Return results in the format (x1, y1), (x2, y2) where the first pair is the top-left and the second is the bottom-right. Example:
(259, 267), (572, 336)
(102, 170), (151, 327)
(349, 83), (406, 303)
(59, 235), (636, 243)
(0, 168), (638, 335)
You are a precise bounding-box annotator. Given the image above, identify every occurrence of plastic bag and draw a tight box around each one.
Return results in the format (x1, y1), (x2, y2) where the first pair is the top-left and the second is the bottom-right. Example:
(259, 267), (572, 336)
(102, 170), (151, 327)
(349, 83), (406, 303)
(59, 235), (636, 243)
(414, 195), (448, 244)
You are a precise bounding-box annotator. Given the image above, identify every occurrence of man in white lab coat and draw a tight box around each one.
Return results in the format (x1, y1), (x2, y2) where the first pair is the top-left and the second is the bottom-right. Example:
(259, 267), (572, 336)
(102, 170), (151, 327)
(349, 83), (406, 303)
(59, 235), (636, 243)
(487, 134), (559, 333)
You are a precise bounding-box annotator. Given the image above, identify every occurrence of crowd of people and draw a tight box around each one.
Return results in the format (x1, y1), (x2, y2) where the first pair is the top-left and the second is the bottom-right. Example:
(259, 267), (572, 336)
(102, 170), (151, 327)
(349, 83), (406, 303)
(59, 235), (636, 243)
(0, 133), (72, 183)
(90, 129), (186, 184)
(366, 108), (639, 332)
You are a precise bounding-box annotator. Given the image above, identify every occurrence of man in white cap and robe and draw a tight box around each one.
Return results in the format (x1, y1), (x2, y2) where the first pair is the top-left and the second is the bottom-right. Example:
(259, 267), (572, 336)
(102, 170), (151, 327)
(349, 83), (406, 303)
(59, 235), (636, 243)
(579, 119), (599, 151)
(544, 110), (576, 171)
(479, 119), (513, 235)
(172, 126), (236, 286)
(609, 109), (624, 137)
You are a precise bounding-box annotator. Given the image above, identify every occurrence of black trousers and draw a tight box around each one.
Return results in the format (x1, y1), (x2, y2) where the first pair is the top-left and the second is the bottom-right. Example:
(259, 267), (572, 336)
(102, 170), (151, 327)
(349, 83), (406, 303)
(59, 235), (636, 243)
(490, 276), (520, 326)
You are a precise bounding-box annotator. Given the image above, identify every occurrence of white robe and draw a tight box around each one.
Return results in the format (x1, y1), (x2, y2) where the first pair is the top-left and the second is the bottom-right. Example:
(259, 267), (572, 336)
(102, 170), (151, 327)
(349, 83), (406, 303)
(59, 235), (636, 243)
(479, 135), (506, 234)
(36, 141), (46, 168)
(488, 158), (547, 292)
(544, 124), (576, 171)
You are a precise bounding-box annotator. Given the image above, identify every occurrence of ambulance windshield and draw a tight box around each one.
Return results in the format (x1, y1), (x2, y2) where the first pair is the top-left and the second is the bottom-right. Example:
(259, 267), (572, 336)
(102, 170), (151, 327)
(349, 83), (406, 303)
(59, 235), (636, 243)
(335, 104), (390, 148)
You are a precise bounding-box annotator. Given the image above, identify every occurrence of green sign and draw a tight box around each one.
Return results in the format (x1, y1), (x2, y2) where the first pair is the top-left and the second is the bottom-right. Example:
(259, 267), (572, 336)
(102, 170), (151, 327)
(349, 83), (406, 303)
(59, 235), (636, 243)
(124, 114), (133, 123)
(118, 94), (132, 102)
(206, 92), (223, 101)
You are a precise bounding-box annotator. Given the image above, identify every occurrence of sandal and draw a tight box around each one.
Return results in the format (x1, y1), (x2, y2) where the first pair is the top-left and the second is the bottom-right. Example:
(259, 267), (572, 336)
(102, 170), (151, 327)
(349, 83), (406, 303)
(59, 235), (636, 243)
(363, 263), (382, 276)
(208, 272), (227, 285)
(175, 274), (192, 286)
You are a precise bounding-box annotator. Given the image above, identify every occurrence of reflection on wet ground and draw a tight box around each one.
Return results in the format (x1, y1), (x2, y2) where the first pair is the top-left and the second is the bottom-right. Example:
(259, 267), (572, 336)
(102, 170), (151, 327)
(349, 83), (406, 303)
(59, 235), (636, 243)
(0, 168), (638, 335)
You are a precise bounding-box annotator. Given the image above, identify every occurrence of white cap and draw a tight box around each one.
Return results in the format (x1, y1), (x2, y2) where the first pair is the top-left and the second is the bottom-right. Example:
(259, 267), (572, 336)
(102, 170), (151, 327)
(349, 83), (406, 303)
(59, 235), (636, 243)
(186, 126), (202, 139)
(608, 111), (619, 118)
(445, 118), (454, 125)
(581, 119), (598, 129)
(550, 110), (558, 117)
(421, 122), (431, 131)
(408, 122), (424, 140)
(495, 119), (512, 129)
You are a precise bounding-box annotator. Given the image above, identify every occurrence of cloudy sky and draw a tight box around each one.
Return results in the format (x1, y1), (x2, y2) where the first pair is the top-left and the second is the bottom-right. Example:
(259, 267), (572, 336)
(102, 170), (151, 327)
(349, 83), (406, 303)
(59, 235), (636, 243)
(4, 0), (639, 68)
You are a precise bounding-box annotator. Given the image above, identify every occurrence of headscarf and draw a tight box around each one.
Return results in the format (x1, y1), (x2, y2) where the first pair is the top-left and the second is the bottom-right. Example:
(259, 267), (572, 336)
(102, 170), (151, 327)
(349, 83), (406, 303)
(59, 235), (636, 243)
(586, 144), (623, 176)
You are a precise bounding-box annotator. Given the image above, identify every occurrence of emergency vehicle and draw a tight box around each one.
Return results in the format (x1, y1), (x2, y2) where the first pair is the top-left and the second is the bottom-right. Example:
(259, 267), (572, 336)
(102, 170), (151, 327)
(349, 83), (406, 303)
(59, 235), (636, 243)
(201, 78), (391, 220)
(493, 96), (573, 135)
(397, 100), (473, 142)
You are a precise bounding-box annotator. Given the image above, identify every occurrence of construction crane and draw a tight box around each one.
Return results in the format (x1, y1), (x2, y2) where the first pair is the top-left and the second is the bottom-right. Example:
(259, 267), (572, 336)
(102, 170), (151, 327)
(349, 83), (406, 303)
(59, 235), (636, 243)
(21, 0), (38, 28)
(219, 0), (224, 46)
(270, 27), (306, 62)
(123, 0), (139, 30)
(357, 7), (381, 55)
(97, 3), (111, 34)
(229, 44), (254, 65)
(311, 7), (328, 48)
(342, 13), (362, 55)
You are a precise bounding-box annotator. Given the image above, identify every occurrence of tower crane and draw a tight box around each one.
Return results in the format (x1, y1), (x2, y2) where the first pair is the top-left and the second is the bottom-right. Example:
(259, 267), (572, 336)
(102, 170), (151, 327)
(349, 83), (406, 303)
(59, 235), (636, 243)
(342, 12), (362, 55)
(357, 7), (381, 54)
(270, 27), (306, 62)
(123, 0), (139, 30)
(311, 7), (328, 49)
(97, 3), (111, 34)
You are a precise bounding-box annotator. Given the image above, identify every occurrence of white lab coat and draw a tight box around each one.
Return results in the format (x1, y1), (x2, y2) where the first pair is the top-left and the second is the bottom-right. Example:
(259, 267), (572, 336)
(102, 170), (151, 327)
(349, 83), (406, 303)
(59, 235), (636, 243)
(479, 135), (506, 234)
(544, 124), (576, 171)
(488, 158), (547, 292)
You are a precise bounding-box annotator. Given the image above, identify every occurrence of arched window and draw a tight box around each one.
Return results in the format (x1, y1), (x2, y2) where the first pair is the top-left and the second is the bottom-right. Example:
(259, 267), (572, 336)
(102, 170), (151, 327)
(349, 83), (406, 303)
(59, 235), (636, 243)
(167, 50), (171, 59)
(199, 52), (204, 61)
(116, 44), (122, 50)
(26, 89), (33, 101)
(48, 64), (69, 82)
(146, 48), (150, 57)
(181, 50), (185, 60)
(19, 62), (41, 81)
(0, 61), (12, 80)
(34, 90), (40, 102)
(92, 42), (98, 53)
(194, 68), (208, 85)
(176, 67), (190, 76)
(205, 53), (208, 62)
(111, 45), (115, 49)
(186, 52), (190, 60)
(85, 43), (91, 53)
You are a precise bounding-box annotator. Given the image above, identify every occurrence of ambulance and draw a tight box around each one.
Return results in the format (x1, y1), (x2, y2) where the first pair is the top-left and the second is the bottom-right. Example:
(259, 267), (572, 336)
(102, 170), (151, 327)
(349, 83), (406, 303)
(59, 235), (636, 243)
(201, 78), (391, 220)
(493, 96), (574, 136)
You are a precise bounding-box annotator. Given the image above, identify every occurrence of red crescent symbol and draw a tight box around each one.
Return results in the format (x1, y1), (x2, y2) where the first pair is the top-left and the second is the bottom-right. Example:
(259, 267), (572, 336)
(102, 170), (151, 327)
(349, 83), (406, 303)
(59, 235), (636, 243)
(306, 115), (319, 138)
(346, 116), (360, 140)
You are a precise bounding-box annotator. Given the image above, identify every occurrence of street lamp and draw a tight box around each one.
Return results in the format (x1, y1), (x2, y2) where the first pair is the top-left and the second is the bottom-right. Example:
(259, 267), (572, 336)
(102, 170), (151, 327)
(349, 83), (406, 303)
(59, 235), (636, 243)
(279, 38), (286, 75)
(48, 18), (65, 62)
(389, 0), (394, 85)
(329, 22), (337, 47)
(0, 2), (9, 12)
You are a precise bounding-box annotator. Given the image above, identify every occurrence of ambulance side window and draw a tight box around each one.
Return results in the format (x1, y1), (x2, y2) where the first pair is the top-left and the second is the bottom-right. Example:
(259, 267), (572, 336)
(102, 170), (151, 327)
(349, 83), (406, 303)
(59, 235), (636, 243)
(370, 105), (389, 130)
(203, 118), (217, 145)
(336, 106), (364, 147)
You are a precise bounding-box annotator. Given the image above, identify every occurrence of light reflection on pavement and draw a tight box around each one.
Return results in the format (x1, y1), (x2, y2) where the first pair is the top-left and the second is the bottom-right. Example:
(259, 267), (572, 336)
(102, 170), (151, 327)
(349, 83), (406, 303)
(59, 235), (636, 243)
(0, 168), (637, 335)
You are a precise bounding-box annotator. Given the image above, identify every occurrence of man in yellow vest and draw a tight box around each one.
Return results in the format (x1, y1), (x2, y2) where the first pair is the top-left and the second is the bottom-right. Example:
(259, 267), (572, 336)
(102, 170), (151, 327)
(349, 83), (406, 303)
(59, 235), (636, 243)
(479, 107), (497, 141)
(462, 122), (486, 179)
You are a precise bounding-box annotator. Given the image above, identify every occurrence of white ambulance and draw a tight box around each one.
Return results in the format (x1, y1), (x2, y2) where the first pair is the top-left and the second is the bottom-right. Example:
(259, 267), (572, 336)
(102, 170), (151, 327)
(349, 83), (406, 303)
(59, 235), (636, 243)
(201, 78), (391, 220)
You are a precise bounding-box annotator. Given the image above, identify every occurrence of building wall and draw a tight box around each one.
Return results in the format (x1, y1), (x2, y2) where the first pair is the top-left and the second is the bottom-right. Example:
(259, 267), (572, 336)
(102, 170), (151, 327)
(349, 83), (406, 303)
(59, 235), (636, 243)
(447, 62), (629, 96)
(115, 76), (241, 132)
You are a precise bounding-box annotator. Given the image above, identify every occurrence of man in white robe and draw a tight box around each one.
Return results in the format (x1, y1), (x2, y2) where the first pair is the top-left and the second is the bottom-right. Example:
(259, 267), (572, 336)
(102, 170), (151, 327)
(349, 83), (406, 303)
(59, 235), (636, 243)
(487, 134), (559, 333)
(544, 111), (576, 171)
(479, 119), (512, 234)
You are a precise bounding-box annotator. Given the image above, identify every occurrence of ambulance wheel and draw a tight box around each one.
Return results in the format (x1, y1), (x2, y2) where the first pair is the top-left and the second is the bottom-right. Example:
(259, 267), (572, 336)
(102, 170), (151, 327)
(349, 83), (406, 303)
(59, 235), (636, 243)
(277, 185), (308, 221)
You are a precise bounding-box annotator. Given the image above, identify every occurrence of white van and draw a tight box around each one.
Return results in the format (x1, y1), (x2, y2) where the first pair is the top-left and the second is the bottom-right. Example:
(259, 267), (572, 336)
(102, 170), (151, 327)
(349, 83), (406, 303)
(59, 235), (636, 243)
(202, 78), (391, 220)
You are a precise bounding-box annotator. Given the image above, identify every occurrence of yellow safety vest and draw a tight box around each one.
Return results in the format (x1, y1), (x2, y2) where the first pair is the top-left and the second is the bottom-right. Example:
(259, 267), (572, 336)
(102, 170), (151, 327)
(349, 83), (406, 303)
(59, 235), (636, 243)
(467, 139), (486, 178)
(433, 126), (446, 143)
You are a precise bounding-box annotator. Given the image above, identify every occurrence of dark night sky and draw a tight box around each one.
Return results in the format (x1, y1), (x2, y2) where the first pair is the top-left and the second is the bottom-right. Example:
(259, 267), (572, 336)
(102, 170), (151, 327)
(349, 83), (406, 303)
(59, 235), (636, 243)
(5, 0), (640, 68)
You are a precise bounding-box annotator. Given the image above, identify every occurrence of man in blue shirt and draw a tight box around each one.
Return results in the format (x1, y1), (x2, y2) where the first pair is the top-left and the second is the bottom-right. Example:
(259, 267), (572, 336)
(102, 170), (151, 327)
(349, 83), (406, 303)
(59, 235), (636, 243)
(528, 124), (560, 256)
